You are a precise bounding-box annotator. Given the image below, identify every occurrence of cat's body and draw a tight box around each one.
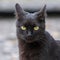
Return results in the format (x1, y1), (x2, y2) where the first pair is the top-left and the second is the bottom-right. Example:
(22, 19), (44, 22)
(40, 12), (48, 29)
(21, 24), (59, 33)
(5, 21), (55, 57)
(18, 31), (60, 60)
(15, 4), (60, 60)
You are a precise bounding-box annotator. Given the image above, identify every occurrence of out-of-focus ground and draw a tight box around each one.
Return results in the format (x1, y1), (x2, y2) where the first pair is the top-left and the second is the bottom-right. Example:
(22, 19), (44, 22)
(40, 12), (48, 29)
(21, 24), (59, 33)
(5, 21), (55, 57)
(0, 16), (60, 60)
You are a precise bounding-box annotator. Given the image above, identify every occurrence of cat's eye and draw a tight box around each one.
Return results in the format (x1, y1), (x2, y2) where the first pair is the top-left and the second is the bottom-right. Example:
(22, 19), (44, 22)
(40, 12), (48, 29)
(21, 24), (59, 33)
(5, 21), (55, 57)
(34, 26), (39, 30)
(21, 26), (26, 30)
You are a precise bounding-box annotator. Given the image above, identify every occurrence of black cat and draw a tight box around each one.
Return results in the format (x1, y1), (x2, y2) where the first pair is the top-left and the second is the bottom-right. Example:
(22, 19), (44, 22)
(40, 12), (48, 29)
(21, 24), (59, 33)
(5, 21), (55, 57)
(15, 3), (60, 60)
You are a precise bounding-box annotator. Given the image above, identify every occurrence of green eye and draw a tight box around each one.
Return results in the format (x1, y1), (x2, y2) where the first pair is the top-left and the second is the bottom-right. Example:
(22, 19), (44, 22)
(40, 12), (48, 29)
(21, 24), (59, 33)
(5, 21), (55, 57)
(34, 26), (39, 30)
(21, 26), (26, 30)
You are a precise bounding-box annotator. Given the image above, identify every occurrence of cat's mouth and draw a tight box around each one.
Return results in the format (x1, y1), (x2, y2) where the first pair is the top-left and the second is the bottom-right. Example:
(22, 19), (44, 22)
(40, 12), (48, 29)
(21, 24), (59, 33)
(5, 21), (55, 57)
(26, 36), (33, 40)
(25, 36), (36, 43)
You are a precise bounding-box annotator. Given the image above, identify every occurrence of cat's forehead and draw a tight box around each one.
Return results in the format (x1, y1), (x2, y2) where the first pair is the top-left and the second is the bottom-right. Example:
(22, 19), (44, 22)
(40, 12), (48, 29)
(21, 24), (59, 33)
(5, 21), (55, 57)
(17, 13), (38, 26)
(22, 13), (38, 24)
(19, 13), (38, 26)
(25, 12), (36, 21)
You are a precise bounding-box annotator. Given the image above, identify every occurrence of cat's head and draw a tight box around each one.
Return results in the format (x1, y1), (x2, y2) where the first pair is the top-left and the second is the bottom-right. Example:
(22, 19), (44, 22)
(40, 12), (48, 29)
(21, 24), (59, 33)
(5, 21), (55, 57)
(15, 3), (46, 43)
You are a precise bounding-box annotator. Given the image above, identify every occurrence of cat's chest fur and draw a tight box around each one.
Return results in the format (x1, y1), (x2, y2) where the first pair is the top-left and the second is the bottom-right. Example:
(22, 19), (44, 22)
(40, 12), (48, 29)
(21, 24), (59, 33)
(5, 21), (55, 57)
(20, 40), (49, 60)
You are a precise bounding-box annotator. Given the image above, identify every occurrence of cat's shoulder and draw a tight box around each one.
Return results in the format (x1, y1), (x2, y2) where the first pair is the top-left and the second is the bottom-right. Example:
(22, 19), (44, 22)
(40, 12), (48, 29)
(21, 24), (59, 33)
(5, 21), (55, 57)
(45, 31), (60, 43)
(56, 40), (60, 46)
(44, 31), (54, 41)
(45, 31), (60, 47)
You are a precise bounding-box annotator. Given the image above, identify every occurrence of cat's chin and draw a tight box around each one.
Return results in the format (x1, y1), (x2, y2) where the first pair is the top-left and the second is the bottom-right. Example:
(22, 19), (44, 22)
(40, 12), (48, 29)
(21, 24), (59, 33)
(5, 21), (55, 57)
(25, 40), (36, 43)
(24, 38), (38, 43)
(21, 36), (39, 43)
(24, 37), (36, 43)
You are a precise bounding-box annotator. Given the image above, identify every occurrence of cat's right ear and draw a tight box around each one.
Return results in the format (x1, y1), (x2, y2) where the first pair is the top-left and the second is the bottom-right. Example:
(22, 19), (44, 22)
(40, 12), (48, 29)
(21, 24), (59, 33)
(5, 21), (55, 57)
(15, 3), (24, 20)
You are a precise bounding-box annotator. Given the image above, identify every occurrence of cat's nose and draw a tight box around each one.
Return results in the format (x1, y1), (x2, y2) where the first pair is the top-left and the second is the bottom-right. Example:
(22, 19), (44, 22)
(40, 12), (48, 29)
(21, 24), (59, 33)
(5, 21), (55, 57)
(26, 31), (33, 40)
(27, 31), (32, 36)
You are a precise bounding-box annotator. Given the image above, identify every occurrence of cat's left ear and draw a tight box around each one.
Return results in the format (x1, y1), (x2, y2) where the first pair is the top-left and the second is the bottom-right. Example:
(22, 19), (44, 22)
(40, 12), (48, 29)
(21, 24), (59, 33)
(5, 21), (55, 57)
(15, 3), (25, 20)
(36, 5), (47, 20)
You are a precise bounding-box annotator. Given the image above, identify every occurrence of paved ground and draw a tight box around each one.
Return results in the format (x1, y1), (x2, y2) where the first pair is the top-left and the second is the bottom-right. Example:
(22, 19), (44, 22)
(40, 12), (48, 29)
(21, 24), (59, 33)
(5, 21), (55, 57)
(0, 17), (60, 60)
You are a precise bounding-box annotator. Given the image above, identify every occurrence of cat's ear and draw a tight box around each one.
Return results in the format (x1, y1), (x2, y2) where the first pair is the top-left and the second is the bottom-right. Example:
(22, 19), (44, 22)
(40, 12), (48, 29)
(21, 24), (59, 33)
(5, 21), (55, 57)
(36, 5), (47, 21)
(15, 3), (25, 19)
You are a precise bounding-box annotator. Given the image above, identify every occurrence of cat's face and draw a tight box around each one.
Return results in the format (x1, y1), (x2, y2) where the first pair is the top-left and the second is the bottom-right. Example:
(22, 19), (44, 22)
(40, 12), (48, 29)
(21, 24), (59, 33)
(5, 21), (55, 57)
(15, 4), (46, 43)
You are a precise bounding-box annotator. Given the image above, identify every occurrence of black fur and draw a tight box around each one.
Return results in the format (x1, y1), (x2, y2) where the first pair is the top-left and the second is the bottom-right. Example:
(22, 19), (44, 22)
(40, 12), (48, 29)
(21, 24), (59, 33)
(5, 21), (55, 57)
(15, 3), (60, 60)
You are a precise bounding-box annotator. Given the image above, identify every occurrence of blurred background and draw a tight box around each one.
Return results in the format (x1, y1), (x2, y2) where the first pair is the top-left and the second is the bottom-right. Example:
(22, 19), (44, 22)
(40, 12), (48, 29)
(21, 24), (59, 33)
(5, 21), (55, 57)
(0, 0), (60, 60)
